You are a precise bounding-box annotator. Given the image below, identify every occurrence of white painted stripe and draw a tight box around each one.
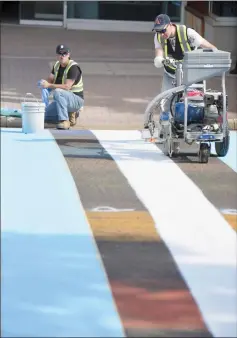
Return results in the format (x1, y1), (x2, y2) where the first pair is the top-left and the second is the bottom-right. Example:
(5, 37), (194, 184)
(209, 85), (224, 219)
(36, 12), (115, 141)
(1, 128), (125, 338)
(220, 209), (237, 215)
(211, 131), (237, 173)
(93, 129), (237, 338)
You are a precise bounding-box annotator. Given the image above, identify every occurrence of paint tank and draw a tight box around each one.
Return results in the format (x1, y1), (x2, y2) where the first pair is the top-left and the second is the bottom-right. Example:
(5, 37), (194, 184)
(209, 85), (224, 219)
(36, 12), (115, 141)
(174, 102), (204, 124)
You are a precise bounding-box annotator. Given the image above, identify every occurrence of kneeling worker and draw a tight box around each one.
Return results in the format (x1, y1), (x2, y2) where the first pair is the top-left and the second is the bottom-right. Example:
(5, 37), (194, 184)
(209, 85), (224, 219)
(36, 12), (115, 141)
(39, 44), (84, 129)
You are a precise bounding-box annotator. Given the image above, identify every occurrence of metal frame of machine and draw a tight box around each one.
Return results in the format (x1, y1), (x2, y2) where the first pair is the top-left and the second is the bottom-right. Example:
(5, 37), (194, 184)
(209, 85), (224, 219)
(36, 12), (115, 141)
(141, 49), (231, 163)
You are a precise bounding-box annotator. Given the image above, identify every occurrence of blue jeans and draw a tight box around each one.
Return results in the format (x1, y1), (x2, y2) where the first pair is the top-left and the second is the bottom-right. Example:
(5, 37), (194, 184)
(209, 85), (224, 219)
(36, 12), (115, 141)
(161, 71), (174, 113)
(44, 89), (84, 122)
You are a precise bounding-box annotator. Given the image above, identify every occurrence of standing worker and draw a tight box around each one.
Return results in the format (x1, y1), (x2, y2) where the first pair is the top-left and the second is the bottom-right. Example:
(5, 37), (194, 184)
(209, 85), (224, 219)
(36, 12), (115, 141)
(39, 44), (84, 130)
(152, 14), (216, 114)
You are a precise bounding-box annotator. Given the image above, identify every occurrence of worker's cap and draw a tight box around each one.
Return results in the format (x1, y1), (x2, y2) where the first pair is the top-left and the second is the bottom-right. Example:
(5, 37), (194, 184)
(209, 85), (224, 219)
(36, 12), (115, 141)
(56, 44), (70, 54)
(152, 14), (171, 31)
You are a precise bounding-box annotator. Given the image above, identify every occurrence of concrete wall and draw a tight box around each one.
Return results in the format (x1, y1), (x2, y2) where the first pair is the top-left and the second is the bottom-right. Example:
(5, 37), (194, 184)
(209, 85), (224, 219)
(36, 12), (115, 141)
(204, 17), (237, 65)
(185, 9), (203, 35)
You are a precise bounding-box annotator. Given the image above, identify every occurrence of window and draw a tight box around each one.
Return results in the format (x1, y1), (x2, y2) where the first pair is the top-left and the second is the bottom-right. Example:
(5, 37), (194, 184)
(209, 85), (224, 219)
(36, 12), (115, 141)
(67, 1), (181, 22)
(185, 1), (209, 16)
(211, 1), (237, 17)
(20, 1), (63, 21)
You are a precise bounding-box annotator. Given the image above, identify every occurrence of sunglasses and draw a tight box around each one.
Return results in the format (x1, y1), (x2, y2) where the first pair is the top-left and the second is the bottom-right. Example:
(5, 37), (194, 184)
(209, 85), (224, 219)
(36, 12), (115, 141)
(58, 52), (68, 57)
(156, 27), (167, 34)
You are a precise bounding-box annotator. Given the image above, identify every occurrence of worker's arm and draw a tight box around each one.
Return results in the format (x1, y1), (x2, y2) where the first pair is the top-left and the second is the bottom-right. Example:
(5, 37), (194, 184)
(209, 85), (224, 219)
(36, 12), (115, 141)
(200, 38), (217, 50)
(187, 28), (217, 50)
(47, 79), (75, 90)
(154, 34), (165, 68)
(154, 47), (165, 68)
(47, 64), (55, 83)
(47, 73), (54, 84)
(155, 47), (164, 58)
(48, 66), (79, 90)
(41, 65), (79, 90)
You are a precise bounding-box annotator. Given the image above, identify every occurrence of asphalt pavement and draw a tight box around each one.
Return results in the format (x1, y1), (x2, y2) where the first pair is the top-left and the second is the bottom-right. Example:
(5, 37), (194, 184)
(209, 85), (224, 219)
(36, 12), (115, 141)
(1, 24), (237, 129)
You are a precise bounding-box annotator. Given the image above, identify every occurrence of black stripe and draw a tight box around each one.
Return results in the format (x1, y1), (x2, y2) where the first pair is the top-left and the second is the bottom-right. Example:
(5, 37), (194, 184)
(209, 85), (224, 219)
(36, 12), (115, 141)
(53, 130), (213, 337)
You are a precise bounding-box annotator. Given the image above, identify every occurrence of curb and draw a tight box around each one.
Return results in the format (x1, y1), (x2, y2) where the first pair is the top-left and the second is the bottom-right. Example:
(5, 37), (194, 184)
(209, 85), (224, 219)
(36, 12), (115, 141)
(1, 116), (237, 131)
(0, 116), (55, 129)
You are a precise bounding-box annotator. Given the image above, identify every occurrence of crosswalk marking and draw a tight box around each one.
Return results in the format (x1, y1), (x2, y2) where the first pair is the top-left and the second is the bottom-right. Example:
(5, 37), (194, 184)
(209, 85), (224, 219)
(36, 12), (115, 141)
(1, 128), (125, 338)
(93, 129), (237, 338)
(1, 127), (236, 337)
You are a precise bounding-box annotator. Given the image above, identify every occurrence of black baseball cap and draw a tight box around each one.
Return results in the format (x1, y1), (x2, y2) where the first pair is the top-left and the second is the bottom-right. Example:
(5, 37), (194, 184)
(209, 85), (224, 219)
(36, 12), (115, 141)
(152, 14), (171, 31)
(56, 44), (70, 54)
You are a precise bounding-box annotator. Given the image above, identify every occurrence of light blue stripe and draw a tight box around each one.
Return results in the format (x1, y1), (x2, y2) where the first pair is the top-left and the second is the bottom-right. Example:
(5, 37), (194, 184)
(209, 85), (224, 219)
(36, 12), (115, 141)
(1, 128), (125, 338)
(211, 131), (237, 173)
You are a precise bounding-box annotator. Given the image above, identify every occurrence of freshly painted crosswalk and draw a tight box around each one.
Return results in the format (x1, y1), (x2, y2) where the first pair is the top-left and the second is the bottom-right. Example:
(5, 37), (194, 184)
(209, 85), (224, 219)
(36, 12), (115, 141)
(1, 127), (236, 338)
(1, 128), (125, 338)
(93, 130), (237, 338)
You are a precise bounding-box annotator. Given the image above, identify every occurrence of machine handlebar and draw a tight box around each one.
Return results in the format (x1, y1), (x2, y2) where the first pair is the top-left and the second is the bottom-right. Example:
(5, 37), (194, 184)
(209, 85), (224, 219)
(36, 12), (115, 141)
(162, 57), (181, 68)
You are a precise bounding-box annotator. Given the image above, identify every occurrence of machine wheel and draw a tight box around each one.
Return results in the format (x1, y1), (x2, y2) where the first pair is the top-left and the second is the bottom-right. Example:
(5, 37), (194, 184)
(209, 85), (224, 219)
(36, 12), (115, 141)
(215, 126), (230, 157)
(199, 143), (210, 163)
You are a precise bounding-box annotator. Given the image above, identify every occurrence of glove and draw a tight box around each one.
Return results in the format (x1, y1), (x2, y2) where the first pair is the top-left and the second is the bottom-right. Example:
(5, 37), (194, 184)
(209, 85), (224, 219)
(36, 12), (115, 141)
(154, 56), (164, 68)
(37, 79), (44, 88)
(40, 80), (50, 89)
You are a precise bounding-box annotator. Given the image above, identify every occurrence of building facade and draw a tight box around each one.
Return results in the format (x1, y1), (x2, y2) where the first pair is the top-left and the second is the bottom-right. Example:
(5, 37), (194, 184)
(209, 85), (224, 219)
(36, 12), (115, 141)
(184, 1), (237, 65)
(17, 1), (183, 31)
(1, 1), (236, 64)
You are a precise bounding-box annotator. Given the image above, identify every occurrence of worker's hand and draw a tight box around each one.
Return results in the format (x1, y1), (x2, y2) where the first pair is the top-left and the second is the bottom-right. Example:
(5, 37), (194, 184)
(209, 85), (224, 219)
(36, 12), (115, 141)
(41, 80), (50, 88)
(166, 57), (177, 68)
(154, 56), (164, 68)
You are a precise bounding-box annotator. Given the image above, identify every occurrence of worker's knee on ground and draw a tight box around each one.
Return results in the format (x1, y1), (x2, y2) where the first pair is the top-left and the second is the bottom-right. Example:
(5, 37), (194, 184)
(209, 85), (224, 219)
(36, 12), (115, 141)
(53, 88), (64, 100)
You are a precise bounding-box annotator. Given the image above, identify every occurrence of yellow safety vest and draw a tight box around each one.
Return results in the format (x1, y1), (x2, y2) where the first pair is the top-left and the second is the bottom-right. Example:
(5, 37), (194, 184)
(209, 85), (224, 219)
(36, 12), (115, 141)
(53, 59), (84, 94)
(157, 24), (192, 73)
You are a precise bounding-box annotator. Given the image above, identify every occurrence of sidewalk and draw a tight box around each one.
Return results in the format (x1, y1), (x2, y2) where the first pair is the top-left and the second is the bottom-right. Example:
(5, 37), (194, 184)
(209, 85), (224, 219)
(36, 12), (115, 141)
(1, 24), (236, 129)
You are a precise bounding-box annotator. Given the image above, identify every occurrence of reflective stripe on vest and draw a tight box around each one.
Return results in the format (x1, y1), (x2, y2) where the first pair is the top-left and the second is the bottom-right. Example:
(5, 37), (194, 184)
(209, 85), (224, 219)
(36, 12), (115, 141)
(53, 59), (83, 93)
(157, 25), (192, 72)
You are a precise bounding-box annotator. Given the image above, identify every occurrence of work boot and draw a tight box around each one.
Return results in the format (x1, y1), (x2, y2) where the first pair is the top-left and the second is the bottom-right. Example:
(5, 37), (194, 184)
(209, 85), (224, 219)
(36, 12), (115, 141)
(69, 107), (83, 126)
(69, 111), (79, 126)
(56, 120), (70, 130)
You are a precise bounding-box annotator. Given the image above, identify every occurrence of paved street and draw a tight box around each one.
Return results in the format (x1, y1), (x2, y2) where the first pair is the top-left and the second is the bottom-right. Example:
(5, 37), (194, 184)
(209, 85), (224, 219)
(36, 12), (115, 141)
(1, 24), (237, 338)
(1, 24), (237, 129)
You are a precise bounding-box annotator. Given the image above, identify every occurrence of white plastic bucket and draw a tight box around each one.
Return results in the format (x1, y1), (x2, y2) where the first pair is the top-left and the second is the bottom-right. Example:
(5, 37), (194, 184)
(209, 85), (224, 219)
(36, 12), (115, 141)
(21, 93), (45, 133)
